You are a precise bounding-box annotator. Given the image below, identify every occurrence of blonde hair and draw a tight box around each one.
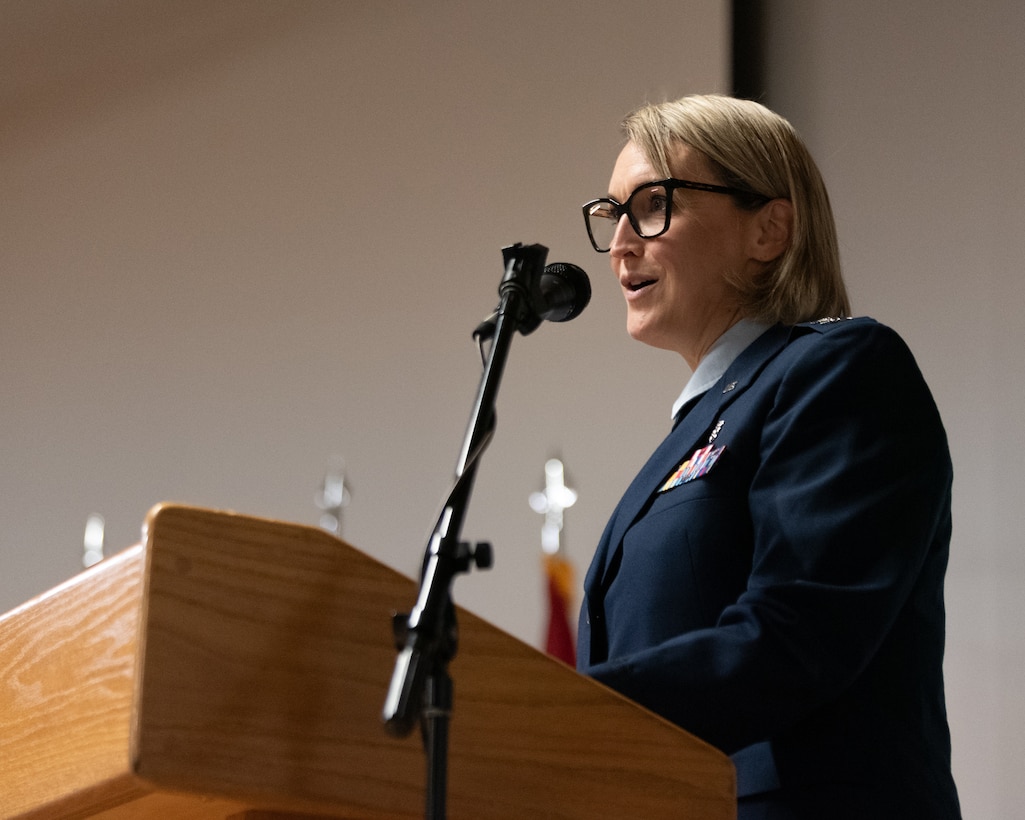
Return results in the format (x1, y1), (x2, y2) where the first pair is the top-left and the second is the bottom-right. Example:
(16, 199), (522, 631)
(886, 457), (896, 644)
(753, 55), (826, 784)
(623, 95), (850, 324)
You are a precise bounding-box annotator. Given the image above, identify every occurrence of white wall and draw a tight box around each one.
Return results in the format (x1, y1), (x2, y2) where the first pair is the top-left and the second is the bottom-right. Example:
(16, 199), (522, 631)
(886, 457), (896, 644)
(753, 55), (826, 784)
(1, 2), (726, 653)
(761, 2), (1025, 816)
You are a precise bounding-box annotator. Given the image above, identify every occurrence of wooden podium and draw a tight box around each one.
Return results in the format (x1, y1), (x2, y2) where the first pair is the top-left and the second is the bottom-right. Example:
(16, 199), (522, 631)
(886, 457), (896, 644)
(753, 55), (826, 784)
(1, 504), (735, 819)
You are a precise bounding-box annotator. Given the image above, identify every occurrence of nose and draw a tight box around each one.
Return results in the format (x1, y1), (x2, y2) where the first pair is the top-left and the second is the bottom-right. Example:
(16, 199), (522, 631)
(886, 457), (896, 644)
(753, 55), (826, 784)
(608, 213), (641, 257)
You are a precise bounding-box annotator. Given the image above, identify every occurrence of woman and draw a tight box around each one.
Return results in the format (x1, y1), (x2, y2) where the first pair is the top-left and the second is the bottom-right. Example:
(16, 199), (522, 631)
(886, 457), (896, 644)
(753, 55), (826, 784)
(578, 95), (960, 819)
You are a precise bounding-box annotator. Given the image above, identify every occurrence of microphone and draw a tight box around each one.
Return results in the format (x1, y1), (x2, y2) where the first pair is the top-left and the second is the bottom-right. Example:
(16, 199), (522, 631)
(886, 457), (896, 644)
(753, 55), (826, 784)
(535, 262), (591, 323)
(473, 262), (591, 340)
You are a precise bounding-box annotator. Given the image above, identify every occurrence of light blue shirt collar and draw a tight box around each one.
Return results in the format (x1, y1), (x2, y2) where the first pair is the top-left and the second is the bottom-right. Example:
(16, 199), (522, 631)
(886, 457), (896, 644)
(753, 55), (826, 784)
(671, 319), (773, 419)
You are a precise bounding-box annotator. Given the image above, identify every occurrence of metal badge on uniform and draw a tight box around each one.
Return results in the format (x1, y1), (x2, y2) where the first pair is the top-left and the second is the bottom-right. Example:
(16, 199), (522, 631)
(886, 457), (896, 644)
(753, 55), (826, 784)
(659, 444), (726, 492)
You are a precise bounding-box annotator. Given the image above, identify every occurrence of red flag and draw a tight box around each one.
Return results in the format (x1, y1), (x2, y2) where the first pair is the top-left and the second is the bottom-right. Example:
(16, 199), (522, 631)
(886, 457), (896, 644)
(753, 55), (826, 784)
(544, 553), (576, 665)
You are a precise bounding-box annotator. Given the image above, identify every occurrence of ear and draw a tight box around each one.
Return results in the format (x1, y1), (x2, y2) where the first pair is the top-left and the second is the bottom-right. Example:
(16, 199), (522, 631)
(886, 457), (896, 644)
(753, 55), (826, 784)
(748, 198), (793, 263)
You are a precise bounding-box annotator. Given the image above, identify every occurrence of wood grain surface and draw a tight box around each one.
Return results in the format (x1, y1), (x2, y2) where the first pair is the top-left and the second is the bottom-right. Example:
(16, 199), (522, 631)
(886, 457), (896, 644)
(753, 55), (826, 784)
(1, 504), (734, 819)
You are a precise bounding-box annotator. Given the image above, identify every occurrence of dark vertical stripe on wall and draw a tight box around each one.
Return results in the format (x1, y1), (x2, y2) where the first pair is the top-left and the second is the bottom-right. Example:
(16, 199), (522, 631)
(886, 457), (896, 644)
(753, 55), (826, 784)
(731, 0), (766, 100)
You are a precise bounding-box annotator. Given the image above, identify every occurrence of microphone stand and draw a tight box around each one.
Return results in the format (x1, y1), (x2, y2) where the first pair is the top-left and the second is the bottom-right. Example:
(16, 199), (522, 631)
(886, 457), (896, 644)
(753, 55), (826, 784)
(382, 243), (549, 820)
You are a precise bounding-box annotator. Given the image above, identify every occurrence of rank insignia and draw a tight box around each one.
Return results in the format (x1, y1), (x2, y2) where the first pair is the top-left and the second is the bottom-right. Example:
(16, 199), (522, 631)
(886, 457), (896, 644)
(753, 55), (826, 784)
(659, 444), (726, 492)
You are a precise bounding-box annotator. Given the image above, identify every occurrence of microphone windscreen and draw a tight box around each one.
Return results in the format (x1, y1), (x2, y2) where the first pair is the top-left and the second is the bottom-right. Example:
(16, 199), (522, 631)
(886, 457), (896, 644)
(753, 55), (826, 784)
(538, 262), (591, 322)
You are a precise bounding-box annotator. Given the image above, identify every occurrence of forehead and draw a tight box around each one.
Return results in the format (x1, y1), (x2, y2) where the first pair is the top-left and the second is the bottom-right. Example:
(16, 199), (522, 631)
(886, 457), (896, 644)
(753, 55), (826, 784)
(608, 141), (712, 198)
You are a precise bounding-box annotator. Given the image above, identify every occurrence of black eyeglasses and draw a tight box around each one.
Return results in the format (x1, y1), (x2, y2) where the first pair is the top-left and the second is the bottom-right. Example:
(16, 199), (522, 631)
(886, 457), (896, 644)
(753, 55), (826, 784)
(582, 177), (769, 253)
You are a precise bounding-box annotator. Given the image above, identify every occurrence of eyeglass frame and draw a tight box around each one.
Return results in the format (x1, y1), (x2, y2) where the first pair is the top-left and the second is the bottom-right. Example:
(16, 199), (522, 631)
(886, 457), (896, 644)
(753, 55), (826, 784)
(581, 177), (771, 253)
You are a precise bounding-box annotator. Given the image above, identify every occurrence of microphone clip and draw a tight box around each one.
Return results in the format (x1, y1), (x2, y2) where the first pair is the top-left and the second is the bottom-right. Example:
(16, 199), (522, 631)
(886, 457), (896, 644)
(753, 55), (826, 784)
(473, 243), (591, 341)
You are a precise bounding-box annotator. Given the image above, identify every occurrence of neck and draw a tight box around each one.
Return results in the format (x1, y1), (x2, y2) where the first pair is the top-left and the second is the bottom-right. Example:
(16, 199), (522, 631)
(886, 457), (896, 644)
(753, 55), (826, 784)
(680, 308), (744, 370)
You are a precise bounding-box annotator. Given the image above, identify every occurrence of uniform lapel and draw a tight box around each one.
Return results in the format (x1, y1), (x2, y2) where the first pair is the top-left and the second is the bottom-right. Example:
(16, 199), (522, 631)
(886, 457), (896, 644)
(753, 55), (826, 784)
(594, 323), (792, 590)
(596, 390), (720, 585)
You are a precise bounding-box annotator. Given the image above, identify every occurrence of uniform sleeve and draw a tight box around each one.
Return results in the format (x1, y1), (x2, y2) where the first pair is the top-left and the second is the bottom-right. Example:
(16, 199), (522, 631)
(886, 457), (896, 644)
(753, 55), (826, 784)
(586, 322), (952, 753)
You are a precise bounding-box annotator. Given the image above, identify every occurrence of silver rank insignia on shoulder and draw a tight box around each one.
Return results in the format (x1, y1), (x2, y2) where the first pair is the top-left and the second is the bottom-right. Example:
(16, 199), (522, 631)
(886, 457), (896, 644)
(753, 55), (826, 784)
(659, 444), (726, 492)
(812, 316), (852, 324)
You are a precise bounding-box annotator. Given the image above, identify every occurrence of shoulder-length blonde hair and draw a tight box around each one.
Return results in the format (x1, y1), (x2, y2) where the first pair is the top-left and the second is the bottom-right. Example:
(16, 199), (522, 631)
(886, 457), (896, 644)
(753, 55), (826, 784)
(623, 94), (850, 324)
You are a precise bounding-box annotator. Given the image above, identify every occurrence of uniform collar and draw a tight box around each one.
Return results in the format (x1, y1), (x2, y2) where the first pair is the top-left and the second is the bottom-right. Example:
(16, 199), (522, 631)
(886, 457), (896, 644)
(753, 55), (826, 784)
(671, 318), (773, 419)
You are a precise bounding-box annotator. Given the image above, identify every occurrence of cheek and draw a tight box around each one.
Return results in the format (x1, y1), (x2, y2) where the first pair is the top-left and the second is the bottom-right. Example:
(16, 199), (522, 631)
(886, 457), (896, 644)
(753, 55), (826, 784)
(677, 235), (740, 292)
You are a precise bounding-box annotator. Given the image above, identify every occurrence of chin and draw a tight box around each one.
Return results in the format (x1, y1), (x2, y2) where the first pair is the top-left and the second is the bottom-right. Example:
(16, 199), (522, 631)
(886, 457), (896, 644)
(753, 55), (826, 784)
(627, 323), (665, 350)
(625, 321), (648, 344)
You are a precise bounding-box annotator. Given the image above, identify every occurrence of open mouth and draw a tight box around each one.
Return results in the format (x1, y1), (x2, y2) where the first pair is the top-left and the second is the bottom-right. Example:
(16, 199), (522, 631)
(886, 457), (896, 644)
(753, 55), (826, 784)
(628, 279), (657, 292)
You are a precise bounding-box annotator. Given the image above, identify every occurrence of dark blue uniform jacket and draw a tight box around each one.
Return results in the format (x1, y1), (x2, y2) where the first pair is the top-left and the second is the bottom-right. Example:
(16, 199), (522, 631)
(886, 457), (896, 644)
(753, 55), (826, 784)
(578, 318), (960, 819)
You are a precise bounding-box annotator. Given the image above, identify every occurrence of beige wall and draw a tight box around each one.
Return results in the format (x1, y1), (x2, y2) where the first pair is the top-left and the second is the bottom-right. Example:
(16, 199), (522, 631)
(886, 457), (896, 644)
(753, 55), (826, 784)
(1, 2), (726, 668)
(4, 1), (1016, 815)
(760, 2), (1025, 816)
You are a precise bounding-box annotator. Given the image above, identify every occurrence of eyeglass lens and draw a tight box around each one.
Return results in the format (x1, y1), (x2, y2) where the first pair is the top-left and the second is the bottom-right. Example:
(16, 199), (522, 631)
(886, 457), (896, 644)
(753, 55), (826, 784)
(585, 183), (671, 251)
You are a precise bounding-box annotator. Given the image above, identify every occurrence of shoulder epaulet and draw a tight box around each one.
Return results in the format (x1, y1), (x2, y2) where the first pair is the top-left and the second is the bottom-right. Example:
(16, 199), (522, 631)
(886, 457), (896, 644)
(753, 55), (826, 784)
(798, 316), (860, 334)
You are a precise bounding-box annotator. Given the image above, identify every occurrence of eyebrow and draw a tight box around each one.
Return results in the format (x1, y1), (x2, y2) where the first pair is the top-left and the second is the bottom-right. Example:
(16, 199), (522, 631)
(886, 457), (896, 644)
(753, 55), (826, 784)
(606, 179), (666, 201)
